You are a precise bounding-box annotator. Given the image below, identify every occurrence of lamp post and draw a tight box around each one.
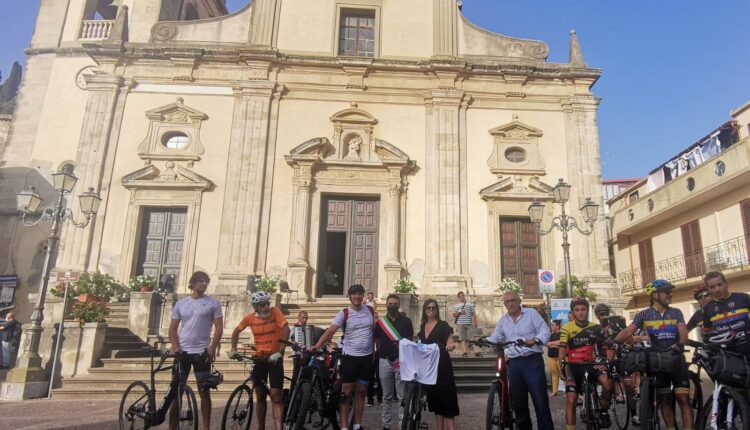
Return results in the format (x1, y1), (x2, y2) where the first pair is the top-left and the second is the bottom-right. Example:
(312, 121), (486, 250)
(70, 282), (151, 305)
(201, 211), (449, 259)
(528, 178), (599, 299)
(4, 166), (100, 399)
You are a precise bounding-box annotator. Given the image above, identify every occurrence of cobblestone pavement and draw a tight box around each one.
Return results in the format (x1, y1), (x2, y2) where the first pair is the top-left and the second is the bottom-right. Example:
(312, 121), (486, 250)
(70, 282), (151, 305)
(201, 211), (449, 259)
(0, 392), (573, 430)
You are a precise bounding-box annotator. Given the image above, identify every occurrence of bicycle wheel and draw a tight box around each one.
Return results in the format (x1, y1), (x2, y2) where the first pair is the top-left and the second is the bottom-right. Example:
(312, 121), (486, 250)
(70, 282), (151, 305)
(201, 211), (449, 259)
(696, 388), (750, 430)
(293, 381), (314, 430)
(176, 384), (199, 430)
(584, 383), (600, 430)
(401, 382), (420, 430)
(222, 384), (253, 430)
(119, 381), (150, 430)
(688, 370), (704, 421)
(611, 377), (630, 430)
(486, 381), (512, 430)
(639, 378), (658, 430)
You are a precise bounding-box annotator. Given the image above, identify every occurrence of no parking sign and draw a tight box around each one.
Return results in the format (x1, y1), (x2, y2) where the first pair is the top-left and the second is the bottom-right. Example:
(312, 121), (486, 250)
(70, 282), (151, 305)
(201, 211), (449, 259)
(538, 269), (555, 294)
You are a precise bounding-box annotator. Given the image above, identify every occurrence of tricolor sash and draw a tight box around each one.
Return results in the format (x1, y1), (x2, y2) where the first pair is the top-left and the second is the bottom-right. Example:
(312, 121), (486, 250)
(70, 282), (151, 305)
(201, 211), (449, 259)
(377, 316), (403, 342)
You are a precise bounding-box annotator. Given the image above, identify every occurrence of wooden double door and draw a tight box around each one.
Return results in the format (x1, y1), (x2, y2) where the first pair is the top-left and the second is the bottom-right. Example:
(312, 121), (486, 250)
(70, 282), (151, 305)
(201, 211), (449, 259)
(500, 218), (542, 297)
(318, 197), (379, 297)
(135, 207), (186, 285)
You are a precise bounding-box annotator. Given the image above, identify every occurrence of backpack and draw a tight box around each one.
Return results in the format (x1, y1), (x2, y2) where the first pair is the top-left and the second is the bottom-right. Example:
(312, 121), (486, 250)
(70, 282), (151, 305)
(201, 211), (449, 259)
(341, 305), (375, 341)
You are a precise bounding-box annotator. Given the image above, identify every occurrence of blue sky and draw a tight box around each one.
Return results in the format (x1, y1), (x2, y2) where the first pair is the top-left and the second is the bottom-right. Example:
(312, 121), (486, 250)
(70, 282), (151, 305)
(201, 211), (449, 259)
(2, 0), (749, 179)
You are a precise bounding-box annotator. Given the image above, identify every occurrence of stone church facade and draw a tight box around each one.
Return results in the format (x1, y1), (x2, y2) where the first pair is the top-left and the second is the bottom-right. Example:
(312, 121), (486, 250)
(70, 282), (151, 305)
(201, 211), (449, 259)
(1, 0), (616, 322)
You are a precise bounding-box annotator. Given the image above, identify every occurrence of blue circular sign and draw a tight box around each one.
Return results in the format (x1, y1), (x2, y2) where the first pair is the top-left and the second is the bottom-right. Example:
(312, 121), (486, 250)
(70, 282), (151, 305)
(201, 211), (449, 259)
(540, 271), (554, 283)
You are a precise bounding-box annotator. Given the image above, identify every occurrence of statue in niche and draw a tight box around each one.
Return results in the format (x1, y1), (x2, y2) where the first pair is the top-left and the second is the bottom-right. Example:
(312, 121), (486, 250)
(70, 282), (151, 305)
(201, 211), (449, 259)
(344, 134), (363, 160)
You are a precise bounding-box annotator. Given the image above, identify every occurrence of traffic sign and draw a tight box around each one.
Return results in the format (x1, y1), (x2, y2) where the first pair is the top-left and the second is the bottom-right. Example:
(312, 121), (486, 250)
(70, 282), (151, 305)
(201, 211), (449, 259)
(538, 269), (556, 294)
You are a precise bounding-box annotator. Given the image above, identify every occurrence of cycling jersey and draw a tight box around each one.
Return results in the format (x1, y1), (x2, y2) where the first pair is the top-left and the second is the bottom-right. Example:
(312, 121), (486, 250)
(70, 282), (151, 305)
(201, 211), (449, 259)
(630, 307), (685, 351)
(702, 292), (750, 354)
(560, 321), (605, 363)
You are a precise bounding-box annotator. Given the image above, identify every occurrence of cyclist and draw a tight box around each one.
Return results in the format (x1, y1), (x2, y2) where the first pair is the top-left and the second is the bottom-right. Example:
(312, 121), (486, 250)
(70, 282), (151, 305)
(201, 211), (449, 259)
(168, 271), (224, 430)
(614, 279), (694, 430)
(229, 291), (290, 430)
(686, 284), (712, 341)
(313, 284), (376, 430)
(559, 297), (613, 430)
(701, 271), (750, 355)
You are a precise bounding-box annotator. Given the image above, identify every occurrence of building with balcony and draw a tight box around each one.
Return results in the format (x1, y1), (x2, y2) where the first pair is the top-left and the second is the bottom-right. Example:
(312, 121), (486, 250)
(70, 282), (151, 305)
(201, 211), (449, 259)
(609, 99), (750, 323)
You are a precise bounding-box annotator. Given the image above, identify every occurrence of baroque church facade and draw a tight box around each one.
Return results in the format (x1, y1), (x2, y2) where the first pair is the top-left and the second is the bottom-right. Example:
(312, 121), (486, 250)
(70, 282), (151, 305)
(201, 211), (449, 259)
(1, 0), (616, 321)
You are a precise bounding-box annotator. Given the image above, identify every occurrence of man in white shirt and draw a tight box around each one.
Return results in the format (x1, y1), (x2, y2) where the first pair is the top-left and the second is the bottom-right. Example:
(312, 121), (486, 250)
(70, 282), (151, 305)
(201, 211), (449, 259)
(314, 284), (375, 430)
(168, 271), (223, 430)
(452, 292), (482, 357)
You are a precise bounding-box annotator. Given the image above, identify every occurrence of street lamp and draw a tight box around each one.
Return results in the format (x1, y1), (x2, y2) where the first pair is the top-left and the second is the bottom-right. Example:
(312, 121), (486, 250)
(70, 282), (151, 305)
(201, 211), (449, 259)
(6, 166), (101, 398)
(528, 178), (599, 298)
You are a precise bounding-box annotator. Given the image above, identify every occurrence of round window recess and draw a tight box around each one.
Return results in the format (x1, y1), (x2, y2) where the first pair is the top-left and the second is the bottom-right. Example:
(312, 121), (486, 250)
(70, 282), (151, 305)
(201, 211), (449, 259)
(647, 199), (654, 212)
(504, 147), (526, 163)
(162, 133), (189, 149)
(715, 161), (726, 177)
(686, 177), (696, 191)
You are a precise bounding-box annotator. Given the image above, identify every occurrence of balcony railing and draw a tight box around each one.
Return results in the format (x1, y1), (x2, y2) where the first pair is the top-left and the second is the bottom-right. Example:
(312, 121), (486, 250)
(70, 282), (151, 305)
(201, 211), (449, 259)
(79, 20), (114, 41)
(619, 235), (750, 294)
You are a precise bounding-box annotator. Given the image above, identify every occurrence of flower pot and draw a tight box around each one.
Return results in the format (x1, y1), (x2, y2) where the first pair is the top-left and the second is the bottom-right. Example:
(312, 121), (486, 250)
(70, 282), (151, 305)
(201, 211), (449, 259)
(139, 287), (153, 293)
(78, 294), (106, 303)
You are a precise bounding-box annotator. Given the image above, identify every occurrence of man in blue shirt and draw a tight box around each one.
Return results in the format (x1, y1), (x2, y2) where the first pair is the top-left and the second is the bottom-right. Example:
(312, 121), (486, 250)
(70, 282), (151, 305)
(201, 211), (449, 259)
(479, 291), (553, 430)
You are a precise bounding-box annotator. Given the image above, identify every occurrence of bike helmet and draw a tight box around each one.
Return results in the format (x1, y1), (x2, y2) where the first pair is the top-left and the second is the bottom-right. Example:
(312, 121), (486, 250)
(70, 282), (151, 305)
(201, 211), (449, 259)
(645, 279), (674, 295)
(199, 365), (223, 390)
(570, 297), (590, 310)
(347, 284), (365, 296)
(693, 284), (709, 299)
(249, 290), (271, 304)
(594, 303), (610, 315)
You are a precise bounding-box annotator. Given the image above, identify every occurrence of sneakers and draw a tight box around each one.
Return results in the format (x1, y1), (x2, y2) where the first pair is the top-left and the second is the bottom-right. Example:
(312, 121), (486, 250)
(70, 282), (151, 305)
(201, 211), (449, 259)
(631, 415), (641, 426)
(366, 401), (374, 407)
(599, 412), (611, 429)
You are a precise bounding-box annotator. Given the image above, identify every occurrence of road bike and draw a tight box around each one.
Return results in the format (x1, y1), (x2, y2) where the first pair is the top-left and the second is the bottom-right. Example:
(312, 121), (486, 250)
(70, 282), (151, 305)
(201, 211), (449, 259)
(561, 357), (613, 430)
(284, 342), (344, 430)
(118, 344), (199, 430)
(604, 358), (631, 430)
(470, 338), (523, 430)
(688, 338), (750, 430)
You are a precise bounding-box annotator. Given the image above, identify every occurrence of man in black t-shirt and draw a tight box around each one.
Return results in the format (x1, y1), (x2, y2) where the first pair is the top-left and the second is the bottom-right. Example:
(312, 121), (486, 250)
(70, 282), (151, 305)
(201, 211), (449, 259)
(702, 271), (750, 355)
(687, 285), (713, 341)
(373, 294), (414, 430)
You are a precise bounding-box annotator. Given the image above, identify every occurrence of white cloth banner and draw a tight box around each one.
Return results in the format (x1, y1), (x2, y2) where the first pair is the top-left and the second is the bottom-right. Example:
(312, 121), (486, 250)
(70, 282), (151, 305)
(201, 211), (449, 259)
(398, 338), (439, 385)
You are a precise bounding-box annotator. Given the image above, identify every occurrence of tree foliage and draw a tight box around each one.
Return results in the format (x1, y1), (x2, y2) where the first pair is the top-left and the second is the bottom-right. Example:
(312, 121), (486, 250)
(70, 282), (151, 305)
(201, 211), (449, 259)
(555, 275), (597, 301)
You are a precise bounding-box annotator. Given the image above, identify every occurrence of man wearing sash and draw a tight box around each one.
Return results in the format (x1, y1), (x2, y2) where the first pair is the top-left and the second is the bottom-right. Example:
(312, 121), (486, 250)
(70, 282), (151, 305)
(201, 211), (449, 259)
(373, 294), (414, 430)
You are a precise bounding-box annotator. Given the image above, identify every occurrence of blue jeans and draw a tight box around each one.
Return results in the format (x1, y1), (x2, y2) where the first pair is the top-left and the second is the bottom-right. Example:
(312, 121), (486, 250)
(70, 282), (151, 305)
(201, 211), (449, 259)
(507, 353), (554, 430)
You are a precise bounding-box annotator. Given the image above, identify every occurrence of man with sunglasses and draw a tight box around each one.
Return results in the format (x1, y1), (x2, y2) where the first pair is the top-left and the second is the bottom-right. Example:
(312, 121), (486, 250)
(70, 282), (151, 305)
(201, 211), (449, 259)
(686, 285), (712, 341)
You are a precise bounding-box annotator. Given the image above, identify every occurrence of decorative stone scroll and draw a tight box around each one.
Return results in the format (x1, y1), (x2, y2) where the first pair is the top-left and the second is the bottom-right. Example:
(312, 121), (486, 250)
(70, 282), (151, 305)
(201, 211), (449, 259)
(137, 97), (207, 165)
(487, 114), (546, 177)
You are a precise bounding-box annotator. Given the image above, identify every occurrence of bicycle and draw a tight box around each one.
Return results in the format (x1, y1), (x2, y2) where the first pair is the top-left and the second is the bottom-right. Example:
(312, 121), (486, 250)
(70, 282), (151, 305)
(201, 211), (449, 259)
(561, 357), (612, 430)
(284, 342), (344, 430)
(470, 338), (523, 430)
(604, 358), (631, 430)
(118, 344), (199, 430)
(401, 373), (428, 430)
(688, 338), (750, 430)
(221, 349), (287, 430)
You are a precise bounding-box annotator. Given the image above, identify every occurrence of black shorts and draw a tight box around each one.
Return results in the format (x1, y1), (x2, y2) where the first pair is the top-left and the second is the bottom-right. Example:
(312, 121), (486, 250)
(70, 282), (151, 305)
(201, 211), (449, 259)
(655, 358), (690, 394)
(340, 354), (373, 385)
(252, 358), (285, 390)
(565, 362), (607, 394)
(176, 353), (211, 391)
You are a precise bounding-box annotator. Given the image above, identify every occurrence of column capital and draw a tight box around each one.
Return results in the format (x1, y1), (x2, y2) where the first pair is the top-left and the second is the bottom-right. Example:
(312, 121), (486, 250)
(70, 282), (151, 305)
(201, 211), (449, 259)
(233, 80), (282, 98)
(424, 89), (468, 107)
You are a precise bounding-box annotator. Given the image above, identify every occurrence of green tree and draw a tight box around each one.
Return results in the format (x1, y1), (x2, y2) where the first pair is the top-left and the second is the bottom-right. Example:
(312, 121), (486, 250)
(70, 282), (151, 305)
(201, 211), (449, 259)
(555, 275), (597, 301)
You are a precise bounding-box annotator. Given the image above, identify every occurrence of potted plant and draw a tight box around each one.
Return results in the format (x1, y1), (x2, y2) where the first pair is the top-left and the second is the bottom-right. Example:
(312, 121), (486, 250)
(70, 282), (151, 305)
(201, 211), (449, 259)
(497, 277), (523, 297)
(555, 275), (598, 301)
(393, 277), (417, 295)
(69, 301), (110, 324)
(76, 272), (122, 303)
(129, 274), (157, 293)
(254, 275), (282, 305)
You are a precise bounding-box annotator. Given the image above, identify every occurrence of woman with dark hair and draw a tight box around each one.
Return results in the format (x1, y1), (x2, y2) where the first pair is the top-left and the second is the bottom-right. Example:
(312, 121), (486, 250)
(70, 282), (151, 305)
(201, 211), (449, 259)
(418, 299), (459, 430)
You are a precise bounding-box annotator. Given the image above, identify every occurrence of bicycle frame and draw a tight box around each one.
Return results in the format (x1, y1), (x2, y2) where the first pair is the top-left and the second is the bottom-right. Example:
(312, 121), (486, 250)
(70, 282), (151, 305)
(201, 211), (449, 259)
(147, 350), (184, 427)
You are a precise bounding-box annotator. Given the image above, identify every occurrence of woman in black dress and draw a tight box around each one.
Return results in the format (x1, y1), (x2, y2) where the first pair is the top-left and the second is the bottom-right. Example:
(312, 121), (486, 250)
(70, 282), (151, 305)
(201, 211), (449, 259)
(418, 299), (459, 430)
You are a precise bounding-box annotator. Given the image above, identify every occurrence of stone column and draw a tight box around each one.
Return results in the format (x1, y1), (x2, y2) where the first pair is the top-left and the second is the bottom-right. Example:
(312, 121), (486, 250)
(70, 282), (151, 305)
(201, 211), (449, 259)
(249, 0), (281, 48)
(562, 96), (612, 277)
(55, 73), (124, 273)
(215, 81), (281, 292)
(424, 89), (471, 293)
(433, 0), (458, 58)
(287, 162), (314, 298)
(384, 168), (404, 290)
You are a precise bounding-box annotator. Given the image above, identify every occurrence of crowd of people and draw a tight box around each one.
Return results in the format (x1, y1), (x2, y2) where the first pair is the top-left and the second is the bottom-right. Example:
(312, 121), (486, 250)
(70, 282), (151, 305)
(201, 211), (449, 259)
(163, 269), (750, 430)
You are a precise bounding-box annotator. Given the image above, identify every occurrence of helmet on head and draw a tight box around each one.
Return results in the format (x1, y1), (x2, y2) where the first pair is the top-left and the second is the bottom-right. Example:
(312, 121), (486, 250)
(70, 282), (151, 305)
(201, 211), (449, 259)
(570, 297), (590, 310)
(645, 279), (674, 296)
(594, 303), (610, 315)
(249, 290), (271, 305)
(693, 284), (709, 298)
(347, 284), (365, 297)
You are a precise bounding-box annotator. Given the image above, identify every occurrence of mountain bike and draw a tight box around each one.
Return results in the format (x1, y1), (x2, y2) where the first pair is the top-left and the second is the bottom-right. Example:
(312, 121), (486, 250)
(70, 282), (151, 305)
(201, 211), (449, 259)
(118, 344), (199, 430)
(221, 350), (289, 430)
(688, 338), (750, 430)
(470, 338), (524, 430)
(560, 357), (612, 430)
(284, 342), (344, 430)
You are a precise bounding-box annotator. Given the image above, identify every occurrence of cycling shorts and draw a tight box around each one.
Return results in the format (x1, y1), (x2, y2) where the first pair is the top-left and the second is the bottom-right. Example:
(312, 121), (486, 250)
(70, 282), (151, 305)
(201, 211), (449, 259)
(655, 357), (690, 395)
(252, 358), (285, 390)
(340, 354), (374, 385)
(176, 352), (211, 392)
(565, 362), (607, 394)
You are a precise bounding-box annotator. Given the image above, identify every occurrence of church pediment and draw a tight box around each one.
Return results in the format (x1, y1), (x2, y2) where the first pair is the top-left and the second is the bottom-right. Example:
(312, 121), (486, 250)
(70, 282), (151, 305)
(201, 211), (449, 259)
(121, 162), (214, 191)
(489, 120), (543, 139)
(145, 98), (207, 123)
(480, 176), (555, 201)
(329, 107), (378, 126)
(286, 137), (332, 160)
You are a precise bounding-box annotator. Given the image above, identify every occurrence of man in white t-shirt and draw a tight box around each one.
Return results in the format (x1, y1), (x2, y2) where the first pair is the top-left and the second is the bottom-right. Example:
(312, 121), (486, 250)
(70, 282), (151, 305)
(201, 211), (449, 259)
(314, 284), (375, 430)
(452, 292), (482, 357)
(168, 271), (224, 430)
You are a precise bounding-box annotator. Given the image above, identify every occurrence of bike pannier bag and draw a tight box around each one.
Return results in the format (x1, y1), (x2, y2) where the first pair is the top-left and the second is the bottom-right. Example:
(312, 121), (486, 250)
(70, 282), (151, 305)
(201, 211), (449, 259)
(621, 351), (647, 374)
(709, 352), (750, 388)
(647, 351), (680, 374)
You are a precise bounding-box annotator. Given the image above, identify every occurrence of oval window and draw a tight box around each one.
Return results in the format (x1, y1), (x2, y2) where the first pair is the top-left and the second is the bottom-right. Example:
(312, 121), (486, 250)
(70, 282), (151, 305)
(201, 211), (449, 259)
(715, 161), (725, 177)
(504, 147), (526, 163)
(162, 132), (189, 149)
(686, 177), (696, 191)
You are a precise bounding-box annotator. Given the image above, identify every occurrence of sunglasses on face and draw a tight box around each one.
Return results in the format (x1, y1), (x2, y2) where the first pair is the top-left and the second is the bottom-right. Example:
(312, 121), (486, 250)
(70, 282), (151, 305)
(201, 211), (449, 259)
(596, 313), (609, 318)
(426, 306), (437, 310)
(694, 292), (710, 300)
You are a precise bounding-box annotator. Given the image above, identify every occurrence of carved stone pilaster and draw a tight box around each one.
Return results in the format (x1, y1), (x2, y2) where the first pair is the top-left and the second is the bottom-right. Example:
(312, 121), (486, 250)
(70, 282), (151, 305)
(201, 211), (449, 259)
(423, 89), (470, 293)
(215, 81), (282, 291)
(250, 0), (281, 49)
(56, 73), (126, 273)
(433, 0), (458, 58)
